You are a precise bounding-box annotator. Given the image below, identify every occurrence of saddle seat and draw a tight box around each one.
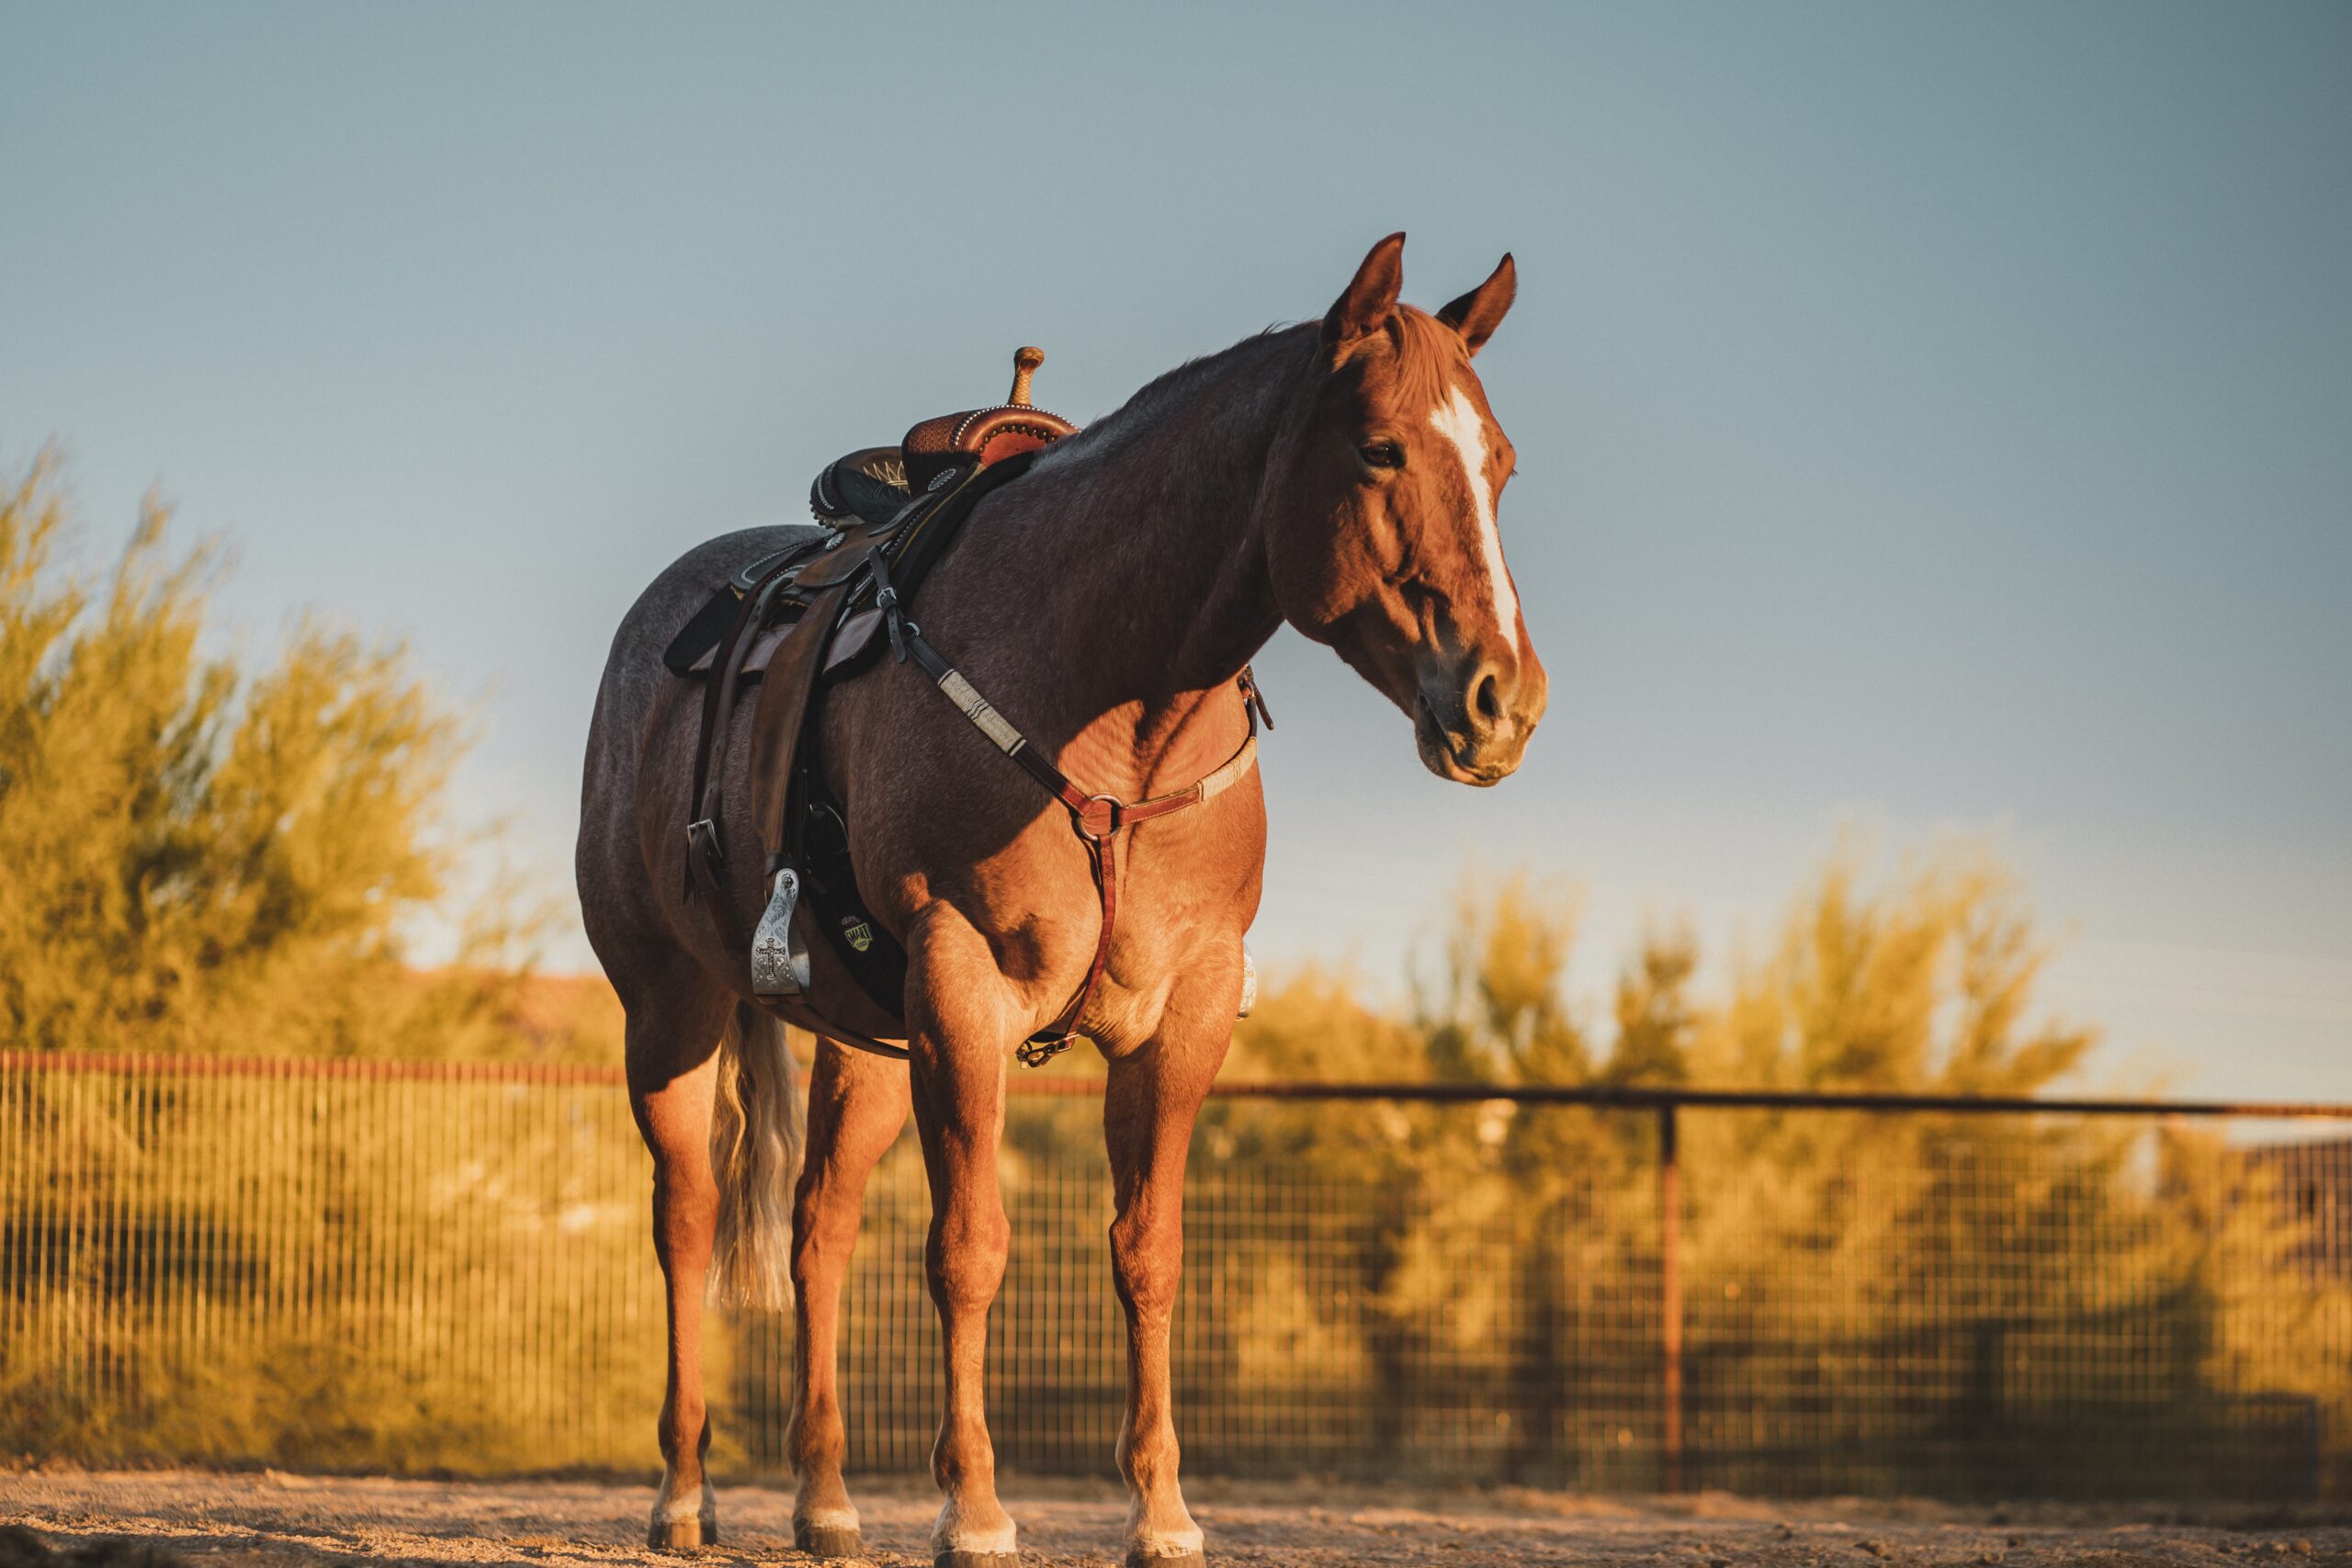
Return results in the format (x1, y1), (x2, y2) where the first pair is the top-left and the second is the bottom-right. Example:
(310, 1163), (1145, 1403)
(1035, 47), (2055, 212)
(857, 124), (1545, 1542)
(808, 347), (1078, 528)
(808, 446), (911, 527)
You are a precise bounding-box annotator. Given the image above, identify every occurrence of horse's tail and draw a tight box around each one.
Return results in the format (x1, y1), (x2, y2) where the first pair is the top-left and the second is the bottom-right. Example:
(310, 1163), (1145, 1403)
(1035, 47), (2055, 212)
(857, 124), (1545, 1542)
(707, 1001), (805, 1313)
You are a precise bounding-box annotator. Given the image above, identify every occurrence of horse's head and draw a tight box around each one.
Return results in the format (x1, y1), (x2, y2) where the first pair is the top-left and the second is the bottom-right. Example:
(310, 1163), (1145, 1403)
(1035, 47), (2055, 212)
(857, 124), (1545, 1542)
(1262, 233), (1547, 786)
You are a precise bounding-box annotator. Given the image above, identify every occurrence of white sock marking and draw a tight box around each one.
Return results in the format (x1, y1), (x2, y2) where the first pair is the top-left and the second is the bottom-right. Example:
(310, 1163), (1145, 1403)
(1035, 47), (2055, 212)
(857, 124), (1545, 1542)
(1130, 1524), (1206, 1557)
(1428, 385), (1520, 642)
(650, 1472), (716, 1525)
(932, 1499), (1019, 1554)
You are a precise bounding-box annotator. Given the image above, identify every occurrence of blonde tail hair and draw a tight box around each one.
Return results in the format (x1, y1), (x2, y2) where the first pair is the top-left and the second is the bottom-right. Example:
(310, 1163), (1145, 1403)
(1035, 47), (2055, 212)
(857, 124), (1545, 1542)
(707, 1003), (805, 1312)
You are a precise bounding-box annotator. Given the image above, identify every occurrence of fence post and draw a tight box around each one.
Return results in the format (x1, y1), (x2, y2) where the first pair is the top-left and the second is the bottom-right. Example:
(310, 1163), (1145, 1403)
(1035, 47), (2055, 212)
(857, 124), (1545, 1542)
(1658, 1100), (1684, 1495)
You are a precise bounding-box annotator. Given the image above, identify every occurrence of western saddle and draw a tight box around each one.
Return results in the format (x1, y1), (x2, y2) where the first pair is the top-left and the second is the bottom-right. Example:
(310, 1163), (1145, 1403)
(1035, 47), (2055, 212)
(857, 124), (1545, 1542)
(666, 349), (1266, 1065)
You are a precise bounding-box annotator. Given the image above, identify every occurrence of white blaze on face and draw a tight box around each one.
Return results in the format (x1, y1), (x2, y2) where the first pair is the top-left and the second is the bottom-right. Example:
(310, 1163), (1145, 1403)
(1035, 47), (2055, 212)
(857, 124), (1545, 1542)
(1428, 385), (1520, 641)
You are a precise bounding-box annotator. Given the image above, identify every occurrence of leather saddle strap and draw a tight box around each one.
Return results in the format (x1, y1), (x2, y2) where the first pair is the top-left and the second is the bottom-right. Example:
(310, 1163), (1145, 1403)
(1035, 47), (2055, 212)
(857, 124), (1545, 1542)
(685, 561), (797, 896)
(746, 577), (855, 858)
(899, 626), (1260, 1043)
(767, 994), (913, 1063)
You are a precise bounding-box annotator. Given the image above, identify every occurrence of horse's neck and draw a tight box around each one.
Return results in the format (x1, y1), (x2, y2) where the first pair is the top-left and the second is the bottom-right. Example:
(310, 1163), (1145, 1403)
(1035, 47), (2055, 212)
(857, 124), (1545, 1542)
(929, 331), (1306, 791)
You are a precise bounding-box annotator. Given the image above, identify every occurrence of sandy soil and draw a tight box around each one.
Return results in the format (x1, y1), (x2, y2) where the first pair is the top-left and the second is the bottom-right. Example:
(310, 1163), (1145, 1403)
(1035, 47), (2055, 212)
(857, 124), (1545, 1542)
(4, 1470), (2348, 1568)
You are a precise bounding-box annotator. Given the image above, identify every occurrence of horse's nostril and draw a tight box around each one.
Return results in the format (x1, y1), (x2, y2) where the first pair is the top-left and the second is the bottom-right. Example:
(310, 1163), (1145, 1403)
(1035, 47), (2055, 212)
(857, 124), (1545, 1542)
(1471, 670), (1504, 728)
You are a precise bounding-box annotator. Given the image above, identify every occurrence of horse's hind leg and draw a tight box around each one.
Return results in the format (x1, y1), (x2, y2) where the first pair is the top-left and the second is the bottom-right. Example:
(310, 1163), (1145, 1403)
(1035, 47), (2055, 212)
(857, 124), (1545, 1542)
(623, 979), (734, 1550)
(786, 1035), (912, 1558)
(1103, 1015), (1227, 1568)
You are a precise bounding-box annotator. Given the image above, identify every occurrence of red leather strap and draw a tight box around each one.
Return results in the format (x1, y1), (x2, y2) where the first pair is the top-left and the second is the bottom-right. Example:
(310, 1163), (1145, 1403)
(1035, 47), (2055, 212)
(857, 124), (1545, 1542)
(1037, 833), (1115, 1048)
(901, 626), (1260, 1050)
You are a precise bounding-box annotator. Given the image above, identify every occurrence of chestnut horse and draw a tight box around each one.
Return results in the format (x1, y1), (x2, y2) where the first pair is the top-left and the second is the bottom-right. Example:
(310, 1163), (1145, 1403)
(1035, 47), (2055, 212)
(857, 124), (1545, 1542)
(576, 233), (1544, 1568)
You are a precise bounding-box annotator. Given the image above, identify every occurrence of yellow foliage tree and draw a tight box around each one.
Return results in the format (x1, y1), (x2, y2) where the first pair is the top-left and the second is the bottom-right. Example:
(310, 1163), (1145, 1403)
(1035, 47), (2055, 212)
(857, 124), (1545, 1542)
(0, 454), (567, 1059)
(1200, 849), (2338, 1494)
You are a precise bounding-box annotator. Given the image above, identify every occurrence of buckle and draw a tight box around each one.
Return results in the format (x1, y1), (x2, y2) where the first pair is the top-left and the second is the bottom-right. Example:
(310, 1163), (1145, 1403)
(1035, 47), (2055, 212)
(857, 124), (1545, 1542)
(685, 818), (724, 874)
(1016, 1035), (1075, 1068)
(1239, 667), (1274, 730)
(1076, 794), (1123, 840)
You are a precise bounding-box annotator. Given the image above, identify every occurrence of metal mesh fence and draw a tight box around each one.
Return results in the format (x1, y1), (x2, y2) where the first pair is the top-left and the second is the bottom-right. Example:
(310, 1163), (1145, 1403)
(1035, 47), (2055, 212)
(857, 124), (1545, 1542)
(5, 1050), (2348, 1500)
(0, 1054), (663, 1471)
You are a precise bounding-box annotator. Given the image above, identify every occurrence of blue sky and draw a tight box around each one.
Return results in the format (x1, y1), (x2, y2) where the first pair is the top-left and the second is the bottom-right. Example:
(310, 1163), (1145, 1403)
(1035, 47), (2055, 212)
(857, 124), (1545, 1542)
(4, 2), (2347, 1099)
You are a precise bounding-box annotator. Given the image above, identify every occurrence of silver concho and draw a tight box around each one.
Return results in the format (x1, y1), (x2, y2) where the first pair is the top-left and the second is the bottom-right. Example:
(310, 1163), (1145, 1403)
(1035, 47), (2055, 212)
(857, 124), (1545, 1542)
(750, 866), (812, 996)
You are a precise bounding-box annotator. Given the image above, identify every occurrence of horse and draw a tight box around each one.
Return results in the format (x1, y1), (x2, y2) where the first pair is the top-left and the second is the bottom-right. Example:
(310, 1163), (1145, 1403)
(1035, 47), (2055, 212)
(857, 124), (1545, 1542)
(576, 231), (1545, 1568)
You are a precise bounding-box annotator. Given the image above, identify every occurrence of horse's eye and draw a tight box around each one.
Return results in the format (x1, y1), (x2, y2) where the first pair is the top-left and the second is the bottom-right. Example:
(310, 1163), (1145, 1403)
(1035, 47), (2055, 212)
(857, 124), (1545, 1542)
(1359, 440), (1406, 470)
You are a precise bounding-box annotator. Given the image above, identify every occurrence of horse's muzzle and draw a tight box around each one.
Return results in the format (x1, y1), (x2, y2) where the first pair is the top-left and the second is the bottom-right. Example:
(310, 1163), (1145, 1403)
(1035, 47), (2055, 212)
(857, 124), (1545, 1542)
(1413, 649), (1546, 785)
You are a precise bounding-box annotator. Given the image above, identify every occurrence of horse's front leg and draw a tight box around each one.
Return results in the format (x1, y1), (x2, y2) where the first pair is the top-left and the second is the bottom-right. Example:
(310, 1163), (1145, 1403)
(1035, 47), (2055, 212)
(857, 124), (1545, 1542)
(905, 908), (1023, 1568)
(787, 1035), (912, 1559)
(1103, 1002), (1229, 1568)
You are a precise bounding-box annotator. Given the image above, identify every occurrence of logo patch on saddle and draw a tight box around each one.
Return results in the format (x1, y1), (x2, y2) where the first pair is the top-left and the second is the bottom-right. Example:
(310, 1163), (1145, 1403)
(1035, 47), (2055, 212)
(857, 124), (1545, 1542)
(842, 917), (874, 953)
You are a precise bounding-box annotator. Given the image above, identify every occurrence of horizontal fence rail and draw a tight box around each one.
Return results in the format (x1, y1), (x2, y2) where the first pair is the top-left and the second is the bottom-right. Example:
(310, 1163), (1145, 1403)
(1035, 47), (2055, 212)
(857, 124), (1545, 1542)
(5, 1049), (2350, 1500)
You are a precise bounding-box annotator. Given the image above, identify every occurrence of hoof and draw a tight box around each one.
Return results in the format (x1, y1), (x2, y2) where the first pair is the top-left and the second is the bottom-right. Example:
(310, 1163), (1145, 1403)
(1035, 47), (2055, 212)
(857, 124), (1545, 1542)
(797, 1523), (864, 1559)
(934, 1554), (1020, 1568)
(1128, 1555), (1206, 1568)
(648, 1517), (716, 1551)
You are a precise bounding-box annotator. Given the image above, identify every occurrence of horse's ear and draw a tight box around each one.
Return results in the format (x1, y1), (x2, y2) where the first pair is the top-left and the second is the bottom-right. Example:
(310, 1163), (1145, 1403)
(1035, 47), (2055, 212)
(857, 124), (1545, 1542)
(1322, 231), (1407, 346)
(1437, 253), (1517, 356)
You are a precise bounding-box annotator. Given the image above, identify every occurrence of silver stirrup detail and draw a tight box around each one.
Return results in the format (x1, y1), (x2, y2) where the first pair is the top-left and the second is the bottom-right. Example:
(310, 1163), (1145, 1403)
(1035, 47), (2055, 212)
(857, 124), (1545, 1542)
(750, 865), (812, 996)
(1238, 945), (1258, 1019)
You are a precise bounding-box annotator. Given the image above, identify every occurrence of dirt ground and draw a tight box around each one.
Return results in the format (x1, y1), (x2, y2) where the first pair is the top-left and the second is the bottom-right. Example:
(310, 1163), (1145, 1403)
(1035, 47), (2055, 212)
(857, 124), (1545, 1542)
(4, 1470), (2348, 1568)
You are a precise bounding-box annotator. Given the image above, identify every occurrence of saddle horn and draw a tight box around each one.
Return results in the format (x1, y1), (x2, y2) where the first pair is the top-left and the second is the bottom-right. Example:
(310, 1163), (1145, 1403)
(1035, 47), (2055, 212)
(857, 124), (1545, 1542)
(1008, 346), (1045, 407)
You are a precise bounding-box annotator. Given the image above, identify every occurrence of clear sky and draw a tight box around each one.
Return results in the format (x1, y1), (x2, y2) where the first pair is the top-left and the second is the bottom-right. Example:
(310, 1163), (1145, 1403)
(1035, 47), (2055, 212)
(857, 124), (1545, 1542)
(5, 2), (2347, 1100)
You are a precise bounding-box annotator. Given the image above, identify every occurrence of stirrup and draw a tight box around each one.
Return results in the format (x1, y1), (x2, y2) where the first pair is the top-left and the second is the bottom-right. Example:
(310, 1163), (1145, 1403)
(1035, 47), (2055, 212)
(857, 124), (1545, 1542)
(750, 864), (812, 996)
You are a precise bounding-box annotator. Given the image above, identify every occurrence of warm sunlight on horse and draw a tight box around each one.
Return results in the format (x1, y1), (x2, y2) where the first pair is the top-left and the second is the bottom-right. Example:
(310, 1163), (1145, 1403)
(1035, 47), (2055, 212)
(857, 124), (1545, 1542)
(576, 234), (1543, 1568)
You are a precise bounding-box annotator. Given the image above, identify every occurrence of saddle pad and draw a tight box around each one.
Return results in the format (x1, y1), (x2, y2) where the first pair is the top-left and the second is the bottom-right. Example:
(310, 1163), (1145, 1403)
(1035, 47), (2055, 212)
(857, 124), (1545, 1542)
(662, 525), (833, 677)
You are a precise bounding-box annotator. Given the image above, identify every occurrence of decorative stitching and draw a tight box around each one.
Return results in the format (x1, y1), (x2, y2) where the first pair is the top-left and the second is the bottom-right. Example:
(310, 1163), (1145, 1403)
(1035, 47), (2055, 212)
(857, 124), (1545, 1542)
(950, 405), (1071, 446)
